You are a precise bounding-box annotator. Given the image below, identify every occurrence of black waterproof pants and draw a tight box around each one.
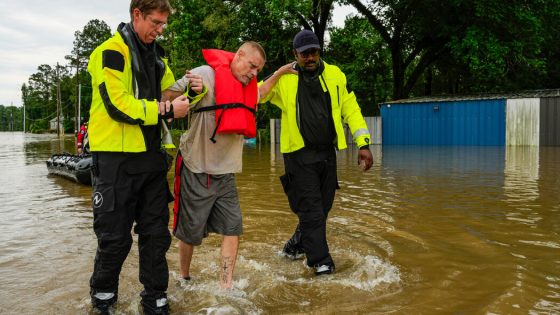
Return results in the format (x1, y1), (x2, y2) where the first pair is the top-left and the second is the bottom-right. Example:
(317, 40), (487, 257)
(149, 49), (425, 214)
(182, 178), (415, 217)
(281, 149), (338, 267)
(89, 152), (172, 301)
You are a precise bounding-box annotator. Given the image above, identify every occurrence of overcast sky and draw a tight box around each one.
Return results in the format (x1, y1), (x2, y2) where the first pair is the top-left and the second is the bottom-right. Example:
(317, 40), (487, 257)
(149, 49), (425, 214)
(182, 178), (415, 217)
(0, 1), (355, 107)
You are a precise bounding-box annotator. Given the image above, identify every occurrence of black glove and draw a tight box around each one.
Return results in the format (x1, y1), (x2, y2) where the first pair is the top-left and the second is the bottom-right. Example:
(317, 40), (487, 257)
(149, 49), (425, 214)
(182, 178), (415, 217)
(159, 103), (174, 120)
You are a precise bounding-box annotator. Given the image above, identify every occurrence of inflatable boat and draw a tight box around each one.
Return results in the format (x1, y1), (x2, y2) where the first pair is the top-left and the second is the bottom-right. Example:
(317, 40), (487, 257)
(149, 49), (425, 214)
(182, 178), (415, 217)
(46, 153), (92, 185)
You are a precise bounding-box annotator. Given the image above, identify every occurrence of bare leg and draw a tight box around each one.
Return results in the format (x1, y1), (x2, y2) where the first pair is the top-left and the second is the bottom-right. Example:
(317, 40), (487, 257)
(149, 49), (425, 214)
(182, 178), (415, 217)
(219, 235), (239, 289)
(178, 240), (194, 279)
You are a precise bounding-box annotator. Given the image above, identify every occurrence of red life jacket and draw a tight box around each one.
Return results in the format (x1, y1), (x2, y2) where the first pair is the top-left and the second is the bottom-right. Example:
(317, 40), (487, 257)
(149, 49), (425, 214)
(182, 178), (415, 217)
(200, 49), (258, 142)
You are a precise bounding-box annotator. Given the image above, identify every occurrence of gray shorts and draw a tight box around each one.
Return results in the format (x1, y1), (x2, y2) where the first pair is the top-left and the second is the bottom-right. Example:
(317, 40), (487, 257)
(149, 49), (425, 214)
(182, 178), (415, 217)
(173, 164), (242, 245)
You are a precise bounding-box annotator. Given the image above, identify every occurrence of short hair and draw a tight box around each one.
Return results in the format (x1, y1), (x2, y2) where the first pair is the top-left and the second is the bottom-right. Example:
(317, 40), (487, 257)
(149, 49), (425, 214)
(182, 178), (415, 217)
(239, 41), (267, 62)
(129, 0), (172, 19)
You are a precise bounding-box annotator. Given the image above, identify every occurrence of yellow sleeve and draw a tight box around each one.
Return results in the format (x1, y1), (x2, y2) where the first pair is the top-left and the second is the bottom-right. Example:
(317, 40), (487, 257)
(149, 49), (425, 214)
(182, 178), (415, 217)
(93, 41), (159, 126)
(258, 79), (285, 111)
(339, 72), (371, 147)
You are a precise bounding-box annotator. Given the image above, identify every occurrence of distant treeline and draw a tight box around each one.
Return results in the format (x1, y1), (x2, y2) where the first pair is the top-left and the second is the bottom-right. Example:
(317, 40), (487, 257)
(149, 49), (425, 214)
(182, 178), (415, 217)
(16, 0), (560, 133)
(0, 105), (23, 131)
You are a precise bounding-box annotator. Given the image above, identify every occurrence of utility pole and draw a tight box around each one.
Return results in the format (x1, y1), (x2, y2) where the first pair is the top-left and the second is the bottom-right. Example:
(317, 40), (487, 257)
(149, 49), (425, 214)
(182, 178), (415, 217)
(23, 101), (25, 133)
(56, 62), (61, 137)
(78, 83), (81, 129)
(66, 54), (83, 138)
(74, 61), (80, 135)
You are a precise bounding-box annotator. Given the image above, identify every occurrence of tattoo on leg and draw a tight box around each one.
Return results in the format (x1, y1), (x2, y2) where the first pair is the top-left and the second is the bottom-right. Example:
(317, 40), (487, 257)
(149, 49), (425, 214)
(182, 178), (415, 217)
(221, 256), (232, 285)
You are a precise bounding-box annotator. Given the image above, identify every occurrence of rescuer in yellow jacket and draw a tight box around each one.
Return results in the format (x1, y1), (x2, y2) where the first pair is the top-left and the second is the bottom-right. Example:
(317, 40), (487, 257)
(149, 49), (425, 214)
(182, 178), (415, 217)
(259, 29), (374, 276)
(86, 1), (192, 314)
(259, 59), (371, 153)
(88, 22), (189, 152)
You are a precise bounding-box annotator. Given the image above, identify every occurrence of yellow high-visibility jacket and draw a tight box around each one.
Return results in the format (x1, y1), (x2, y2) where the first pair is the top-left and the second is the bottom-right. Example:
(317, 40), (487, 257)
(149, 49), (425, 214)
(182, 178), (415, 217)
(87, 26), (174, 152)
(259, 61), (371, 153)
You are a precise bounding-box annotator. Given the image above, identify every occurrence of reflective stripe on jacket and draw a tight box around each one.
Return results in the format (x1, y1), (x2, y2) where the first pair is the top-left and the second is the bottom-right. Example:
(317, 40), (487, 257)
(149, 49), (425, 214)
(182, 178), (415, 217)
(259, 61), (370, 153)
(87, 30), (175, 152)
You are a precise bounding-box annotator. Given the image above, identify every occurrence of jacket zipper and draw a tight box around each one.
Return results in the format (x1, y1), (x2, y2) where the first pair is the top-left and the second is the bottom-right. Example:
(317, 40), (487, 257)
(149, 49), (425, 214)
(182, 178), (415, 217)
(296, 91), (300, 128)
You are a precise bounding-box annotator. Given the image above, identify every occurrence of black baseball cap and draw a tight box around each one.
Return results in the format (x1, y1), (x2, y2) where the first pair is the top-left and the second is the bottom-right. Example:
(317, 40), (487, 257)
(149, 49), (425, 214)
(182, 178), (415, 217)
(293, 29), (321, 53)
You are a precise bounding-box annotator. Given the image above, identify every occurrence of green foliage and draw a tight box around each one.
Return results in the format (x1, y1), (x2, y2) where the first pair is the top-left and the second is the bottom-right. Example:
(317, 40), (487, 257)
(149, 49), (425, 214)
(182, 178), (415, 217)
(257, 128), (270, 144)
(63, 117), (75, 133)
(442, 0), (553, 93)
(256, 101), (281, 127)
(164, 0), (304, 129)
(163, 0), (225, 74)
(341, 0), (559, 99)
(21, 20), (110, 133)
(70, 19), (111, 62)
(22, 64), (59, 131)
(327, 17), (392, 115)
(29, 119), (48, 133)
(67, 20), (111, 131)
(18, 0), (560, 137)
(0, 105), (23, 131)
(164, 0), (302, 77)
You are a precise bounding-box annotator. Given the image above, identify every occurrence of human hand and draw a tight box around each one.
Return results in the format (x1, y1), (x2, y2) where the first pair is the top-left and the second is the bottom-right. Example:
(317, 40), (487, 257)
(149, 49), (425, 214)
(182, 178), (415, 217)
(258, 62), (298, 101)
(158, 100), (173, 123)
(171, 95), (190, 118)
(276, 62), (298, 76)
(358, 148), (373, 171)
(158, 99), (171, 115)
(185, 71), (204, 94)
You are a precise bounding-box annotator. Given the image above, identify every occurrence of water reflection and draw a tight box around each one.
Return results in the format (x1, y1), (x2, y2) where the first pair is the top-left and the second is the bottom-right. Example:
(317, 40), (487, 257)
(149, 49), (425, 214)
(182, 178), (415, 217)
(0, 133), (559, 314)
(504, 146), (540, 203)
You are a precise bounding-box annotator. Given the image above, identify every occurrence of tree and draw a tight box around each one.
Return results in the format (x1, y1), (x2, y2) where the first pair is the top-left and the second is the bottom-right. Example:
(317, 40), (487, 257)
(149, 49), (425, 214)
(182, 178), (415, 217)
(66, 19), (111, 131)
(69, 19), (112, 64)
(327, 16), (392, 115)
(0, 105), (23, 131)
(164, 0), (235, 76)
(441, 0), (552, 93)
(164, 0), (303, 128)
(344, 0), (559, 99)
(343, 0), (467, 99)
(22, 64), (71, 133)
(287, 0), (335, 48)
(541, 0), (560, 88)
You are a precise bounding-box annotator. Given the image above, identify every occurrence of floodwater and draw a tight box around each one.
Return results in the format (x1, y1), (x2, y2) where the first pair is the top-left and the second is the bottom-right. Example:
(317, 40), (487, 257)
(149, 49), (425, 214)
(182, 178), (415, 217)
(0, 132), (559, 314)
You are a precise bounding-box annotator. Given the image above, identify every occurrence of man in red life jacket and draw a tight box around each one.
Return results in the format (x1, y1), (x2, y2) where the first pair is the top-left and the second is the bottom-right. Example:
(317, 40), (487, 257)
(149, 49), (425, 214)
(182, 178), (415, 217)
(163, 41), (266, 289)
(77, 121), (88, 154)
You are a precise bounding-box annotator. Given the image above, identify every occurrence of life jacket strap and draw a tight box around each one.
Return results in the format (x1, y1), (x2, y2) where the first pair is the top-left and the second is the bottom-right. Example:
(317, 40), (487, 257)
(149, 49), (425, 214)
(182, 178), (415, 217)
(193, 103), (256, 143)
(193, 103), (256, 115)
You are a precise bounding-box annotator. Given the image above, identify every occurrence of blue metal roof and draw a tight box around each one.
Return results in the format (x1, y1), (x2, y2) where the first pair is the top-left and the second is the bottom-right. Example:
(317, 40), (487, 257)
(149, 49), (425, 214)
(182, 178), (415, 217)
(383, 89), (560, 105)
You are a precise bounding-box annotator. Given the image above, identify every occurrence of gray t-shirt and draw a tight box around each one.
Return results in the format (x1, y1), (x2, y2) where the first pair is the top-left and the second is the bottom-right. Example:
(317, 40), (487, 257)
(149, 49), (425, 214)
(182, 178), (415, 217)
(169, 65), (244, 174)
